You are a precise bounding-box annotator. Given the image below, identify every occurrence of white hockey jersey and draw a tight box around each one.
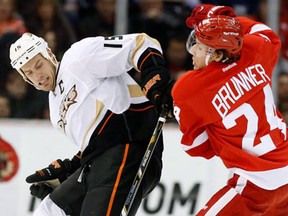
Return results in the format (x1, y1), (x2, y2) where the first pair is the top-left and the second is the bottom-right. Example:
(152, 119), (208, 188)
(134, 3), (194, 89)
(49, 33), (162, 152)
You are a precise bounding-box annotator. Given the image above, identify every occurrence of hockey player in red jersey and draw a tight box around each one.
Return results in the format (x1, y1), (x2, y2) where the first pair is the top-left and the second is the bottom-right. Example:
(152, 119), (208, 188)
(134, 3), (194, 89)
(171, 4), (288, 216)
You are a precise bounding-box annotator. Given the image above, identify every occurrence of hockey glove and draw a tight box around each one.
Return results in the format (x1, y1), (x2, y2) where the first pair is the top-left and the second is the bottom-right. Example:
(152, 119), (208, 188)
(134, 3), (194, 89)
(148, 79), (175, 116)
(29, 183), (54, 200)
(26, 151), (81, 184)
(139, 48), (174, 115)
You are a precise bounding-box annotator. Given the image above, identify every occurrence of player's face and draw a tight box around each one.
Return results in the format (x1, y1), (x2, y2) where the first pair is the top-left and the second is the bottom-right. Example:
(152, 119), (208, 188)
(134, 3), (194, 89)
(190, 40), (213, 70)
(20, 54), (56, 91)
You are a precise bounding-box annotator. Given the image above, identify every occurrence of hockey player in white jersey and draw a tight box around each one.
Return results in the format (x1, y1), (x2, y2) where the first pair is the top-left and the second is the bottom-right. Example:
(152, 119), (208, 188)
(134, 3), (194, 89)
(9, 32), (173, 215)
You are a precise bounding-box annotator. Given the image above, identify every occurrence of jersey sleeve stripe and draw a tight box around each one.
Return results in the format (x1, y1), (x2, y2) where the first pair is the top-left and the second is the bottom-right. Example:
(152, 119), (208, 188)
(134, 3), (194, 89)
(181, 130), (209, 151)
(249, 24), (271, 34)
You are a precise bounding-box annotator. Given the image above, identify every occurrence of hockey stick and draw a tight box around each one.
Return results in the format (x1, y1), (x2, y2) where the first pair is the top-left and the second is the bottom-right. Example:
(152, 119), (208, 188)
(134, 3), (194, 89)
(120, 107), (169, 216)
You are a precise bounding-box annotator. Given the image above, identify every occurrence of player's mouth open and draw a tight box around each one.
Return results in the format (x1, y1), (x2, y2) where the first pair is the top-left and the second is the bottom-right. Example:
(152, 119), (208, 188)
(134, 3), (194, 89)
(39, 77), (49, 86)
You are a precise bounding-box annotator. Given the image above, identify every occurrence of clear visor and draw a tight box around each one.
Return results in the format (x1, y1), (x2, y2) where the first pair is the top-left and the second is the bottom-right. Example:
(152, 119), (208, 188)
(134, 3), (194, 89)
(186, 30), (196, 55)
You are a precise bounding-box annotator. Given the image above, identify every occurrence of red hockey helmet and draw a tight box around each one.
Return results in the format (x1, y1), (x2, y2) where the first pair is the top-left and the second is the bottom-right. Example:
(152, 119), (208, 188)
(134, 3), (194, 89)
(186, 4), (236, 29)
(195, 15), (243, 58)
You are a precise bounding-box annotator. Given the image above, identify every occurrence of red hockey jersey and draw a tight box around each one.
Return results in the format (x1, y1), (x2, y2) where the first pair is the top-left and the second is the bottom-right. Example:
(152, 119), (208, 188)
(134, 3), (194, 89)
(172, 17), (288, 189)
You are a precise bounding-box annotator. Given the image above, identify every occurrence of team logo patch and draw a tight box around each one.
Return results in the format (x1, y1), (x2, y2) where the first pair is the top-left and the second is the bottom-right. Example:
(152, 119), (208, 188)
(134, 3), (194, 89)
(57, 84), (78, 133)
(0, 137), (19, 182)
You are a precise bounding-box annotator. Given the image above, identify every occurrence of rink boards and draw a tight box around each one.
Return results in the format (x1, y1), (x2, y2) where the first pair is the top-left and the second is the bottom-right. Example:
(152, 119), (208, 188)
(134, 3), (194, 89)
(0, 120), (228, 216)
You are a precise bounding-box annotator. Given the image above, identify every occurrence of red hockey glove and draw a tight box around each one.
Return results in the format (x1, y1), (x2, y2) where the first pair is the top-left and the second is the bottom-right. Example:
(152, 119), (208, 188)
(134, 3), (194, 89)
(186, 4), (236, 28)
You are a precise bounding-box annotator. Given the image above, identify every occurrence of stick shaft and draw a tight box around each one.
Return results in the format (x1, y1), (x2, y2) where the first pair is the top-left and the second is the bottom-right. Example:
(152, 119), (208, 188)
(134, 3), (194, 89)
(120, 113), (167, 216)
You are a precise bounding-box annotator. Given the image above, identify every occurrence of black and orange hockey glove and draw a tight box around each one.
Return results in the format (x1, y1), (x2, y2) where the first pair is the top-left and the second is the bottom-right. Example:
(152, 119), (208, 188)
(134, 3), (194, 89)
(26, 151), (81, 184)
(139, 48), (174, 114)
(26, 152), (81, 200)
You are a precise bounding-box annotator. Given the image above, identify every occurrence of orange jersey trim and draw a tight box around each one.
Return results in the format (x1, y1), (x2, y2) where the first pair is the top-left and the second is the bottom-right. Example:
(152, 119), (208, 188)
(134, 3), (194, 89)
(106, 143), (130, 216)
(139, 52), (163, 71)
(97, 112), (114, 135)
(128, 105), (154, 112)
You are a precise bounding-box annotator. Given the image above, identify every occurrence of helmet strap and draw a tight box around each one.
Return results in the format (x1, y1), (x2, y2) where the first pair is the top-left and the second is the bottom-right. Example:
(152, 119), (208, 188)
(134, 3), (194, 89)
(205, 55), (211, 66)
(205, 47), (215, 66)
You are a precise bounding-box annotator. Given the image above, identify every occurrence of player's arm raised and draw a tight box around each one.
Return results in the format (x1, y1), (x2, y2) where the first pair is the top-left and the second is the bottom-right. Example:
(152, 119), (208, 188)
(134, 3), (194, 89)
(130, 33), (174, 113)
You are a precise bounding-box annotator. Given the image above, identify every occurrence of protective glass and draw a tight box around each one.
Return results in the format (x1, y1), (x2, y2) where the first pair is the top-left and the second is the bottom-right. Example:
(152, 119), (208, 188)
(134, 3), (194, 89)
(186, 30), (196, 55)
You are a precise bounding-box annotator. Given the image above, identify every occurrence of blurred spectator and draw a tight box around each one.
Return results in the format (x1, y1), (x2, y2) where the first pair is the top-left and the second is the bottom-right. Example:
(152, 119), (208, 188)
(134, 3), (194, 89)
(60, 0), (79, 28)
(0, 0), (25, 89)
(78, 0), (116, 38)
(279, 101), (288, 124)
(16, 0), (36, 23)
(279, 0), (288, 72)
(200, 0), (260, 18)
(0, 32), (20, 90)
(277, 72), (288, 115)
(0, 92), (11, 118)
(128, 0), (182, 50)
(5, 70), (48, 118)
(163, 0), (193, 25)
(42, 30), (57, 53)
(282, 113), (288, 124)
(164, 33), (191, 80)
(0, 0), (27, 37)
(279, 102), (288, 125)
(25, 0), (77, 59)
(42, 102), (50, 119)
(254, 0), (267, 23)
(73, 0), (96, 18)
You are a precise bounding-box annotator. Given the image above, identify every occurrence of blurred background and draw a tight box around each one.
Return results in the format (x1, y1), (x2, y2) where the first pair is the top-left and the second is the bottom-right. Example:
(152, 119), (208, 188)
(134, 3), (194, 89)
(0, 1), (287, 215)
(0, 0), (287, 122)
